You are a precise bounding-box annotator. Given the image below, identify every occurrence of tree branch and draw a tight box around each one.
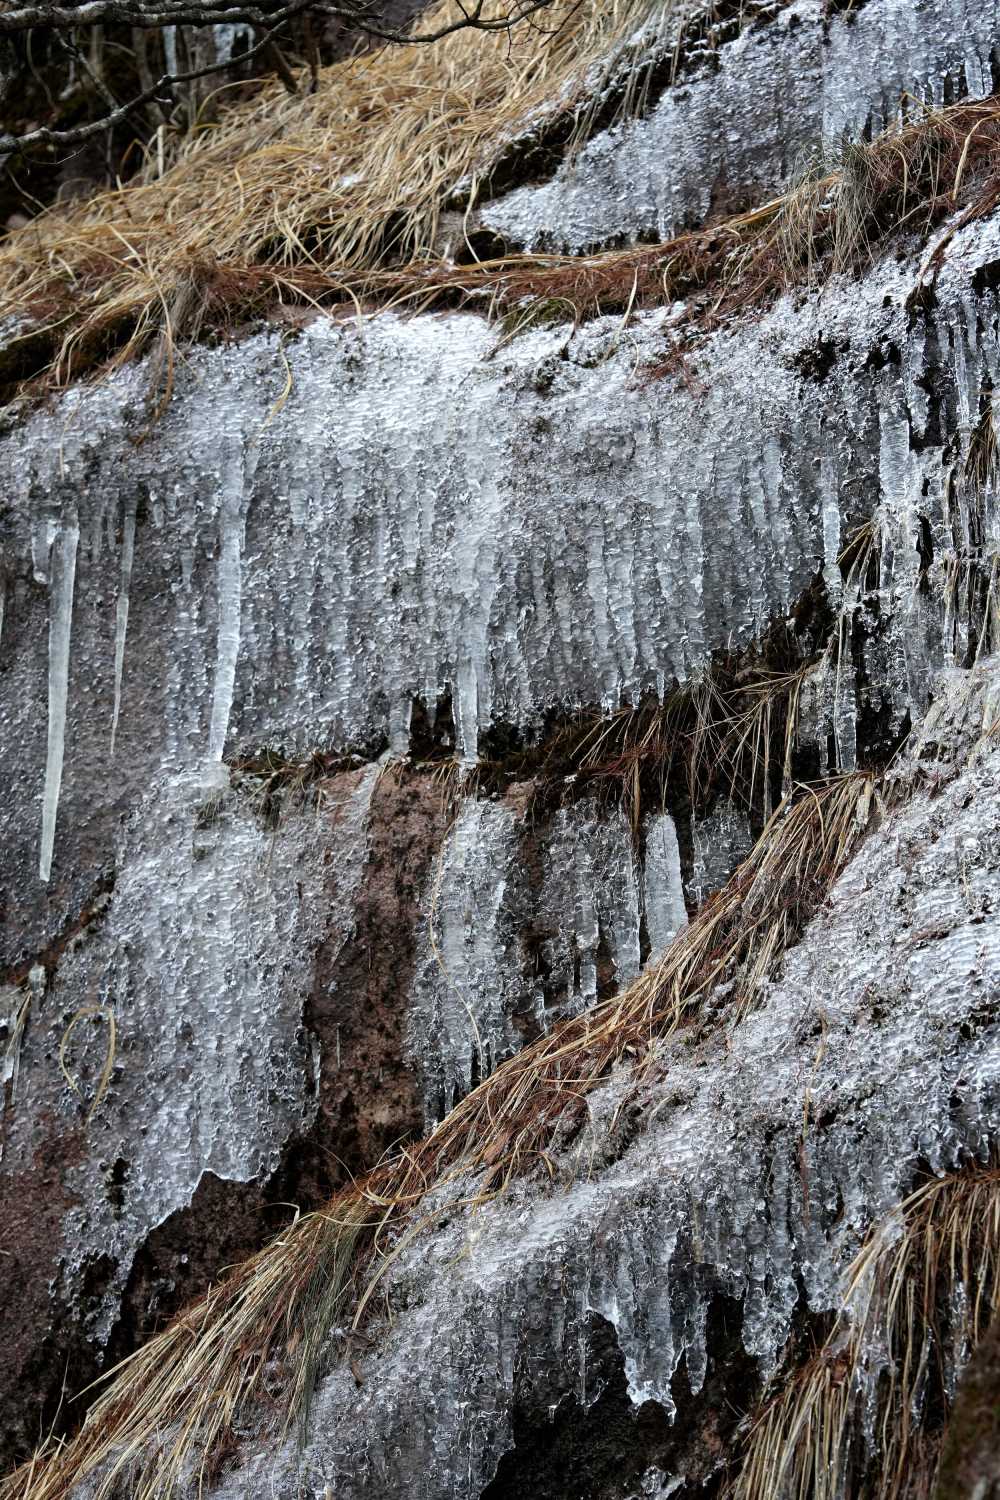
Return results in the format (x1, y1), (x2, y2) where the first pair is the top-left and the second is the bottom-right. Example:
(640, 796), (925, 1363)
(0, 0), (559, 155)
(0, 0), (554, 34)
(0, 8), (306, 150)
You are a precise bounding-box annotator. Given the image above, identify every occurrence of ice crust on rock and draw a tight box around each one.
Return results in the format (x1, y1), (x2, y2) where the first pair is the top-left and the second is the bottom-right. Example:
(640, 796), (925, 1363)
(211, 671), (1000, 1500)
(406, 797), (525, 1124)
(406, 796), (645, 1125)
(687, 801), (752, 906)
(482, 0), (1000, 253)
(3, 766), (378, 1345)
(536, 799), (642, 1009)
(3, 215), (1000, 912)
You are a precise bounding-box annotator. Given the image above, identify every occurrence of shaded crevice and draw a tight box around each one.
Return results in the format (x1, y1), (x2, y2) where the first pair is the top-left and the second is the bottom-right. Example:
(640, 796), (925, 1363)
(481, 1298), (759, 1500)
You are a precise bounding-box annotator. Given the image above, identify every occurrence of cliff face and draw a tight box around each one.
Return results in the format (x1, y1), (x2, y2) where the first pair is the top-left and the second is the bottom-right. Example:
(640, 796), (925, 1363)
(2, 1), (1000, 1496)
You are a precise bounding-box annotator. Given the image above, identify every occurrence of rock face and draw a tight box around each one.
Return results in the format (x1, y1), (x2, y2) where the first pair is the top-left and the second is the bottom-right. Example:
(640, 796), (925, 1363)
(2, 0), (1000, 1494)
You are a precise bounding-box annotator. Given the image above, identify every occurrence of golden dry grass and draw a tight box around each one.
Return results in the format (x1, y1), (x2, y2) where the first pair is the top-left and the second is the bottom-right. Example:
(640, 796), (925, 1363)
(0, 768), (881, 1500)
(0, 0), (677, 393)
(731, 1163), (1000, 1500)
(359, 94), (1000, 337)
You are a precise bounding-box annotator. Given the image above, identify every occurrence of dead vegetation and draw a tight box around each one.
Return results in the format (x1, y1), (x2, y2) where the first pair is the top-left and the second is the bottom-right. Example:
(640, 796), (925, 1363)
(360, 93), (1000, 347)
(731, 1162), (1000, 1500)
(233, 636), (825, 838)
(0, 0), (676, 398)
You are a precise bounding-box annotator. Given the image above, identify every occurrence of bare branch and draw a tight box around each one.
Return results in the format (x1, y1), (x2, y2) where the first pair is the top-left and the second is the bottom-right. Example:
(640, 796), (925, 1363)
(0, 0), (555, 37)
(0, 11), (301, 151)
(0, 0), (560, 156)
(0, 0), (341, 32)
(351, 0), (559, 45)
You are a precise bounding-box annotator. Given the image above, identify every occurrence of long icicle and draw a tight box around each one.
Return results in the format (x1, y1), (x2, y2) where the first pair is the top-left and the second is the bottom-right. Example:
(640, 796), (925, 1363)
(39, 509), (79, 883)
(110, 495), (137, 756)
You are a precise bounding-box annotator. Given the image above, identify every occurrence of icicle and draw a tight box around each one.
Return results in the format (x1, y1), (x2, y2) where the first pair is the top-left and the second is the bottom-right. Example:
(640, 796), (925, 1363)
(110, 495), (137, 756)
(207, 481), (243, 763)
(642, 811), (687, 956)
(39, 511), (79, 883)
(820, 453), (843, 610)
(162, 24), (178, 76)
(389, 696), (413, 757)
(31, 513), (56, 585)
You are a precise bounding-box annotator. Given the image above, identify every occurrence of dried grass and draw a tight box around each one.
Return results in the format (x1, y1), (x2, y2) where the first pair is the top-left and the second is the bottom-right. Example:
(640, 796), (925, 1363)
(4, 36), (1000, 400)
(57, 1003), (117, 1126)
(1, 769), (882, 1500)
(0, 0), (676, 395)
(731, 1162), (1000, 1500)
(1, 989), (32, 1162)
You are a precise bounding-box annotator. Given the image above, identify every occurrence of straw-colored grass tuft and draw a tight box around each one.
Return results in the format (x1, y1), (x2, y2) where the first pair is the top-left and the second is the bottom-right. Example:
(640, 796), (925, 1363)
(0, 0), (674, 397)
(345, 93), (1000, 357)
(731, 1162), (1000, 1500)
(0, 767), (883, 1500)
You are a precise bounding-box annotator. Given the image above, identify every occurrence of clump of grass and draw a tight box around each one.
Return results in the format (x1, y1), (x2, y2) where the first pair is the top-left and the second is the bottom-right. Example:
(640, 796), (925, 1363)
(966, 395), (999, 496)
(6, 54), (1000, 401)
(0, 0), (674, 399)
(731, 1162), (1000, 1500)
(561, 655), (816, 829)
(0, 765), (883, 1500)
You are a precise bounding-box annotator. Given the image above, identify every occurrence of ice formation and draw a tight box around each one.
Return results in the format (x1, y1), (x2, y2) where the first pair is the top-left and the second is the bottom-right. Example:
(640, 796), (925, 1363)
(482, 0), (1000, 253)
(406, 797), (526, 1123)
(39, 509), (78, 883)
(3, 5), (1000, 1476)
(2, 211), (999, 903)
(641, 811), (687, 956)
(6, 765), (378, 1345)
(406, 796), (647, 1125)
(109, 495), (136, 756)
(212, 670), (1000, 1500)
